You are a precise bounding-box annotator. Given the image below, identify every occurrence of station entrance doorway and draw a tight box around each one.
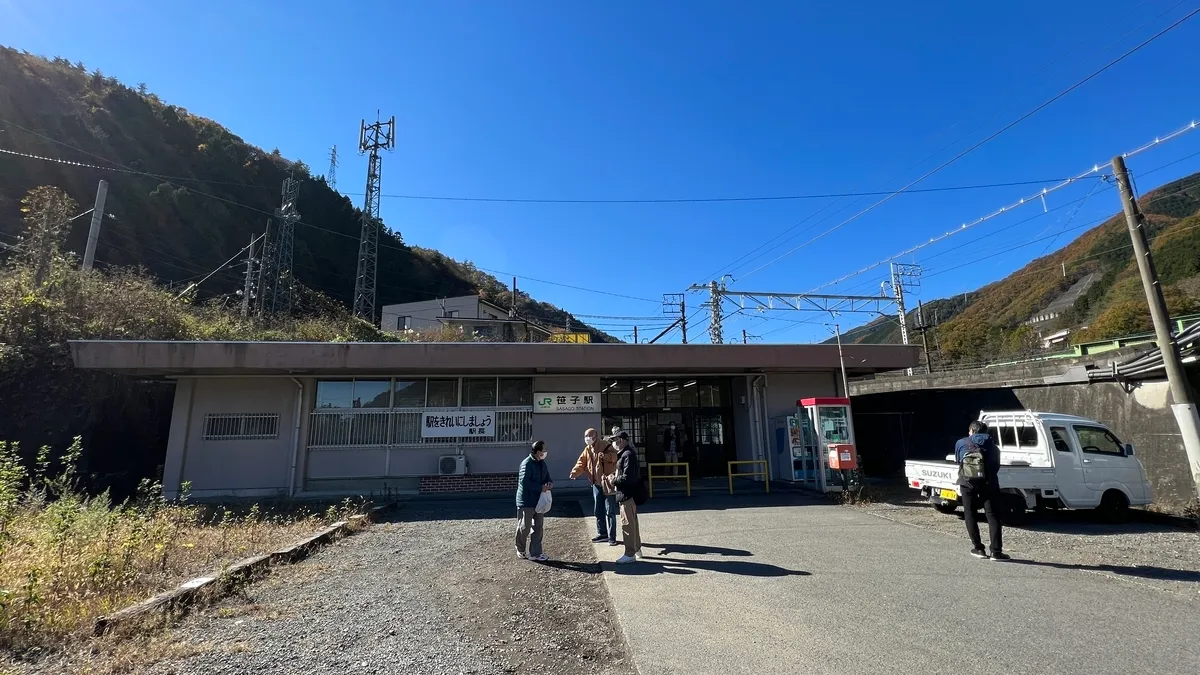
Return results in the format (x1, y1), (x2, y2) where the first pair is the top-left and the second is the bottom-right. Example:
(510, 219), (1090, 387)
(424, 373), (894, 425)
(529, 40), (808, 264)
(601, 378), (735, 478)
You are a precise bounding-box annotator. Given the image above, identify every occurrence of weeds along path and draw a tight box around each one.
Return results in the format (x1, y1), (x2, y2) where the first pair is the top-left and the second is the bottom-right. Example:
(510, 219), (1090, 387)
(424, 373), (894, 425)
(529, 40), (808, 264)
(90, 500), (632, 675)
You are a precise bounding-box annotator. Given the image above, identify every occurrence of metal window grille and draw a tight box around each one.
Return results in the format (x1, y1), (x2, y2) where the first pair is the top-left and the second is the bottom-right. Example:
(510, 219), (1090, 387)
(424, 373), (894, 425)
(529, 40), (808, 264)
(203, 413), (280, 441)
(307, 407), (533, 449)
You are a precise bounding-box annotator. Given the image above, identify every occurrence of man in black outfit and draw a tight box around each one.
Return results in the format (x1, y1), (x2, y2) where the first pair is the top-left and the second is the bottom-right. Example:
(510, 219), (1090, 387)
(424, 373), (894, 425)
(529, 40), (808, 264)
(954, 420), (1010, 561)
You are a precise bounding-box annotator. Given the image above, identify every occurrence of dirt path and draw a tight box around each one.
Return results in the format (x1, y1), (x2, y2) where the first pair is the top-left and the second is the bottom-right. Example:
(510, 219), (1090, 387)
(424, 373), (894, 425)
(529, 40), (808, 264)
(10, 499), (634, 675)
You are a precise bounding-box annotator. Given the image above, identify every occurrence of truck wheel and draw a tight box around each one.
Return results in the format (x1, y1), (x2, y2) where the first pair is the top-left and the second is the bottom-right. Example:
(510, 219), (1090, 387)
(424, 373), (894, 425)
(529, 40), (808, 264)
(1000, 495), (1028, 527)
(1096, 490), (1130, 524)
(934, 502), (958, 515)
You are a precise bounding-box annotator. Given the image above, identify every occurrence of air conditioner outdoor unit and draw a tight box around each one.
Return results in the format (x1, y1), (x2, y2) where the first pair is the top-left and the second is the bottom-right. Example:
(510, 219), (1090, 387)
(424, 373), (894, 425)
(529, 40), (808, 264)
(439, 455), (467, 476)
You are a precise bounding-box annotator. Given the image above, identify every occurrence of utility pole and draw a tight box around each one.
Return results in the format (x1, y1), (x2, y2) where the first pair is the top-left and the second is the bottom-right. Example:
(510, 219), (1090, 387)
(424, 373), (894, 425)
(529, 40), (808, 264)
(81, 179), (108, 271)
(916, 300), (933, 374)
(680, 296), (688, 344)
(353, 115), (397, 323)
(707, 279), (725, 344)
(256, 218), (274, 319)
(830, 322), (849, 398)
(241, 234), (256, 317)
(1113, 155), (1200, 500)
(510, 277), (517, 318)
(328, 145), (338, 190)
(633, 326), (639, 344)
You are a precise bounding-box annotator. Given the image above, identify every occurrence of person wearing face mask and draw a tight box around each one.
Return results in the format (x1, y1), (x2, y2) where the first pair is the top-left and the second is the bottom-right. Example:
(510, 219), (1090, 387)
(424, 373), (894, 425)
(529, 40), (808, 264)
(570, 427), (619, 545)
(515, 440), (553, 562)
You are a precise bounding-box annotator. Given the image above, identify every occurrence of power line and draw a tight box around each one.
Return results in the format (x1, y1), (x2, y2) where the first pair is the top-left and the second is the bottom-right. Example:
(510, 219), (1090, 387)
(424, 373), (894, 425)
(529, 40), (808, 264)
(338, 179), (1082, 204)
(804, 119), (1199, 292)
(690, 0), (1169, 288)
(2, 119), (655, 314)
(729, 9), (1200, 283)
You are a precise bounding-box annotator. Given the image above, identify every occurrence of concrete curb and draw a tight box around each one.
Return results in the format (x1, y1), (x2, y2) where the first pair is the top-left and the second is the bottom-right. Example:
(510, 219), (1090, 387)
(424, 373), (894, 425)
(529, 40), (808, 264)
(93, 501), (397, 637)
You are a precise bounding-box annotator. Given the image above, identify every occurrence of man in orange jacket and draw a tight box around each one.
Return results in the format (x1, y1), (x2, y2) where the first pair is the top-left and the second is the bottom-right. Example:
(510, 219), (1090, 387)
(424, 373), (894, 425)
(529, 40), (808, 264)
(570, 427), (620, 545)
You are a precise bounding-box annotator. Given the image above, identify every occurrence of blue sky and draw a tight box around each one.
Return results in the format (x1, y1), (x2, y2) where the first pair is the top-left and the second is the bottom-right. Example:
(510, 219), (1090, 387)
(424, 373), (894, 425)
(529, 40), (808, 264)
(2, 0), (1200, 343)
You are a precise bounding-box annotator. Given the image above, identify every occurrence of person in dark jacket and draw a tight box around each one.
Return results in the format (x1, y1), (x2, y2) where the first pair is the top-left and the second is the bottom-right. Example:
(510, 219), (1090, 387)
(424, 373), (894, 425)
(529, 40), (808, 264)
(604, 432), (644, 564)
(954, 421), (1009, 561)
(515, 440), (553, 562)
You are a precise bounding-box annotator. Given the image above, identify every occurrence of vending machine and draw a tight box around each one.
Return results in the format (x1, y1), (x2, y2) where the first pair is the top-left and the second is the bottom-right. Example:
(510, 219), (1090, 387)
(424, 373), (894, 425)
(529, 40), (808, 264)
(795, 397), (858, 493)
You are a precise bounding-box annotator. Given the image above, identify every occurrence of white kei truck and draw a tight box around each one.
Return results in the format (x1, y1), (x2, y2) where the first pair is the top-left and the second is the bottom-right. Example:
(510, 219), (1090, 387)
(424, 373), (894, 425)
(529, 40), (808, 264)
(904, 410), (1153, 523)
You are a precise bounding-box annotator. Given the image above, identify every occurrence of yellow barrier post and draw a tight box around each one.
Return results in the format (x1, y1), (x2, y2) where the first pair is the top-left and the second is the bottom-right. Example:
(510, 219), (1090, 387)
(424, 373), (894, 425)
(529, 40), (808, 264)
(647, 462), (692, 498)
(727, 460), (770, 494)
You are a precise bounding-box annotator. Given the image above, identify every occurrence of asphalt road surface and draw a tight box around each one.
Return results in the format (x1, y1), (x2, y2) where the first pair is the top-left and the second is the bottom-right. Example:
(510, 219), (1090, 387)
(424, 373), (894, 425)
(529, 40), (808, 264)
(593, 493), (1200, 675)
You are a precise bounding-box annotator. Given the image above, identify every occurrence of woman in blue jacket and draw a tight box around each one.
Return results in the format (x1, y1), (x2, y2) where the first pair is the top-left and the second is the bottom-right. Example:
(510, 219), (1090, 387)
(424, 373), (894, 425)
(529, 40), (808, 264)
(515, 440), (553, 561)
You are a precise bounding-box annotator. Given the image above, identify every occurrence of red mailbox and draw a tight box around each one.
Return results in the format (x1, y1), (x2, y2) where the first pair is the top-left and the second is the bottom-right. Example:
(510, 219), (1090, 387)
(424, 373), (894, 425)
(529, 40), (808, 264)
(827, 443), (858, 471)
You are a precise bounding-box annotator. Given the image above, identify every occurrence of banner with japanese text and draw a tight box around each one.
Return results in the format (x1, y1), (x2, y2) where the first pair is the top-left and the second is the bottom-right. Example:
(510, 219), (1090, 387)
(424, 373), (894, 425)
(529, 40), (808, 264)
(421, 411), (496, 438)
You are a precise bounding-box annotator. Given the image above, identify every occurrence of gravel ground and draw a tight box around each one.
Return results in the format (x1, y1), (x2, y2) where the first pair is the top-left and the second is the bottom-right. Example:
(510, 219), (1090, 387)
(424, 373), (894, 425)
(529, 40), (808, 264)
(852, 481), (1200, 598)
(5, 499), (634, 675)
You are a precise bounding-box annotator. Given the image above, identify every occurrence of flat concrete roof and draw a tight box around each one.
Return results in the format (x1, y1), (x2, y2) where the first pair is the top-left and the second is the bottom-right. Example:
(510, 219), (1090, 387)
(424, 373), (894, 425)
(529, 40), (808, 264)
(68, 340), (921, 377)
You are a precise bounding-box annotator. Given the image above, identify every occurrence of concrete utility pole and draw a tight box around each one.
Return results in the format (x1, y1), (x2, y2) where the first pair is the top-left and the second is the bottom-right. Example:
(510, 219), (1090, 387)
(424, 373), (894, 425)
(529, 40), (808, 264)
(680, 296), (688, 344)
(708, 280), (725, 344)
(241, 234), (256, 317)
(81, 179), (108, 271)
(633, 326), (639, 344)
(916, 300), (933, 374)
(1114, 155), (1200, 500)
(831, 323), (849, 398)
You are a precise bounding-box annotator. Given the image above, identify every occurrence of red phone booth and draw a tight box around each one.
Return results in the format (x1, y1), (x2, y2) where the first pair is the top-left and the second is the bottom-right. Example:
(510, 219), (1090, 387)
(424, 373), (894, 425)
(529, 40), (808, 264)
(798, 397), (857, 492)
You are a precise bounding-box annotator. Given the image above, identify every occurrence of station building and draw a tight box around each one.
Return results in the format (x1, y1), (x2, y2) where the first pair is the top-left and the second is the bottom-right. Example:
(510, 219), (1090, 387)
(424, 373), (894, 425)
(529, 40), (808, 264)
(68, 340), (920, 499)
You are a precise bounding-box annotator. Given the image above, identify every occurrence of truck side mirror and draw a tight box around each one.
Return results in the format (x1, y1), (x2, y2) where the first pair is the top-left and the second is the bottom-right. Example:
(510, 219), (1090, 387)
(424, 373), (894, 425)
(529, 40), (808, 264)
(1125, 443), (1134, 456)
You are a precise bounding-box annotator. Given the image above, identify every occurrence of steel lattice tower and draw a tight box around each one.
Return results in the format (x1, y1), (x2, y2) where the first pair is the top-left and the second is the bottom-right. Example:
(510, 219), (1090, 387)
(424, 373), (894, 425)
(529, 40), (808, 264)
(353, 116), (396, 322)
(270, 174), (300, 315)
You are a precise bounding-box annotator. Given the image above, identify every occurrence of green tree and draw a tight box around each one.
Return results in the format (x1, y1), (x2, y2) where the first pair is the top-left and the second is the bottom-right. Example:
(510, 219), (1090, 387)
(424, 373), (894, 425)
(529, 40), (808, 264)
(19, 186), (78, 286)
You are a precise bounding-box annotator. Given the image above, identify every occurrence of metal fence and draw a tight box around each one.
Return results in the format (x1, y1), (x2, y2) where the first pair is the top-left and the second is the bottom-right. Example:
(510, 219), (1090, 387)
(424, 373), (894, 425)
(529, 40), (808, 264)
(307, 407), (533, 449)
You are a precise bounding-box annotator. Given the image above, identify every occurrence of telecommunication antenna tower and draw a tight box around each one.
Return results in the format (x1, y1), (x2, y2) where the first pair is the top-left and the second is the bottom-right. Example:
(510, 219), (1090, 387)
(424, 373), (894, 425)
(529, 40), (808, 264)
(328, 145), (338, 190)
(353, 115), (396, 322)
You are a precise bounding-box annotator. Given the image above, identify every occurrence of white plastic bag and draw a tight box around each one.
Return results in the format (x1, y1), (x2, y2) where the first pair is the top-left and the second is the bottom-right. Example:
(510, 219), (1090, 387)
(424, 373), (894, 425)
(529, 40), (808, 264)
(535, 490), (553, 514)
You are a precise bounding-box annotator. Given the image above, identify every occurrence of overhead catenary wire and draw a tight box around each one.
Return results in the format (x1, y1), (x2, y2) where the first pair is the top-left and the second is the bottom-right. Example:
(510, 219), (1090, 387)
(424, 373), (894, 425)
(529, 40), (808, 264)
(729, 11), (1200, 284)
(691, 0), (1176, 288)
(804, 118), (1200, 293)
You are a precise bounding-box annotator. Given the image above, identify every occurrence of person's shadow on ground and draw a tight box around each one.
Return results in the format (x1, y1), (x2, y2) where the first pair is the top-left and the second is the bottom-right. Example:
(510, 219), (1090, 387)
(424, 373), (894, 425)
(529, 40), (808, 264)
(639, 542), (751, 557)
(1012, 559), (1200, 583)
(600, 556), (810, 577)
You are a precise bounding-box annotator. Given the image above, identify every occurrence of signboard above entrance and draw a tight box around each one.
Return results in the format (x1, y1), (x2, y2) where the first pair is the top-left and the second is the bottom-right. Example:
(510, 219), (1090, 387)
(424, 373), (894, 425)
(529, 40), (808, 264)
(422, 411), (495, 438)
(535, 393), (601, 414)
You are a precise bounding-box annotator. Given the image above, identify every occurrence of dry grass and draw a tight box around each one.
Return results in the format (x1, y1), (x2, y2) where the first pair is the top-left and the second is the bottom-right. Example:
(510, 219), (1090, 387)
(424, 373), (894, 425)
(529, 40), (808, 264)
(0, 438), (368, 656)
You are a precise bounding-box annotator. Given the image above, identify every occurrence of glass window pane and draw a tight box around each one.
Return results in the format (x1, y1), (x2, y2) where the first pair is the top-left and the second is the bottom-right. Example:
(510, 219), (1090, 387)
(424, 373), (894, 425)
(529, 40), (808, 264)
(1017, 426), (1039, 447)
(427, 379), (459, 407)
(463, 378), (498, 407)
(634, 381), (664, 408)
(998, 426), (1016, 448)
(817, 407), (850, 443)
(499, 378), (532, 407)
(1075, 426), (1123, 455)
(315, 381), (354, 409)
(393, 380), (427, 408)
(664, 381), (682, 407)
(697, 384), (716, 407)
(679, 380), (698, 407)
(1050, 427), (1072, 453)
(353, 380), (391, 409)
(603, 381), (631, 409)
